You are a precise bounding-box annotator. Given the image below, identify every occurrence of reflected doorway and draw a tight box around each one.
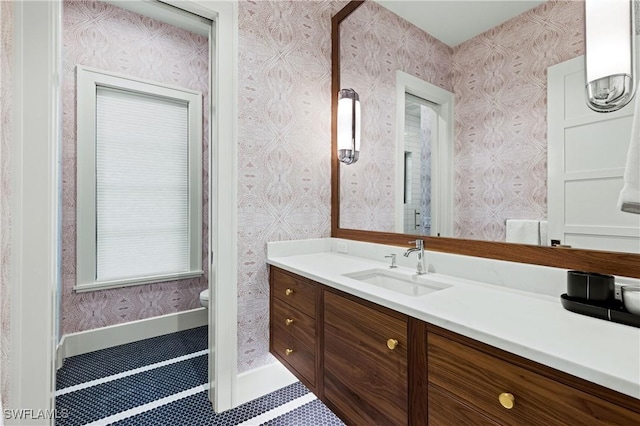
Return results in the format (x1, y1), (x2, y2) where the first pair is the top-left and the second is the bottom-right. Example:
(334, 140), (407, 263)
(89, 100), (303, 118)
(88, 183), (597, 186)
(403, 94), (438, 234)
(395, 71), (454, 237)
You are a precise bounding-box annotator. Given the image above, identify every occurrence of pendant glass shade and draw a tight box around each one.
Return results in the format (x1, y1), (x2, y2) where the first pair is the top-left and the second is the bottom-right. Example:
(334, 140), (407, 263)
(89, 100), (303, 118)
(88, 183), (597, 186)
(337, 88), (361, 165)
(585, 0), (636, 112)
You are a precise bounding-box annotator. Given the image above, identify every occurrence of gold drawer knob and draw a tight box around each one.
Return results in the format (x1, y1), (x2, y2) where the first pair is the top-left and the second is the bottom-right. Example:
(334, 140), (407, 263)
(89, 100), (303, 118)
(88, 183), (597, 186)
(387, 338), (399, 350)
(499, 392), (515, 409)
(285, 318), (294, 326)
(285, 348), (293, 356)
(285, 288), (294, 296)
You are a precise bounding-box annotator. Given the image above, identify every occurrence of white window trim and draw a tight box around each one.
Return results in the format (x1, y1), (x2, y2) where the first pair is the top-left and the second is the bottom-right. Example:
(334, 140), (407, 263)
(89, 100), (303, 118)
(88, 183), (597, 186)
(75, 65), (203, 292)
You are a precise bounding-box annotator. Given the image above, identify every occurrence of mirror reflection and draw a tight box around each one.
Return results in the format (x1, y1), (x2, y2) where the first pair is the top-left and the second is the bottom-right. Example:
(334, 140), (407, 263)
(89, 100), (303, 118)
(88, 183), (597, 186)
(338, 0), (640, 254)
(402, 93), (435, 235)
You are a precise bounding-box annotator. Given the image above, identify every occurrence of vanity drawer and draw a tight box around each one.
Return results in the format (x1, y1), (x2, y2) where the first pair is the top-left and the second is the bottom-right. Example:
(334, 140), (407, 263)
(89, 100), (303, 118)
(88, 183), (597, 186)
(427, 332), (640, 425)
(428, 384), (499, 426)
(271, 297), (316, 350)
(272, 323), (316, 388)
(323, 290), (408, 425)
(271, 268), (317, 318)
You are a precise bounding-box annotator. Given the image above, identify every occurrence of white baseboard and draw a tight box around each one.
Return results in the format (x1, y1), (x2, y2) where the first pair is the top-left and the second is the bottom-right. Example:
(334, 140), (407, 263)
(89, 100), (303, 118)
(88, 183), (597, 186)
(58, 308), (208, 362)
(56, 343), (64, 370)
(236, 360), (298, 406)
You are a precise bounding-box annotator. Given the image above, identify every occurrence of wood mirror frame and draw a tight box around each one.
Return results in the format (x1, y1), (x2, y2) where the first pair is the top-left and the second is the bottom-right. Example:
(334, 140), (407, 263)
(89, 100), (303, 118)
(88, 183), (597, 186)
(330, 0), (640, 279)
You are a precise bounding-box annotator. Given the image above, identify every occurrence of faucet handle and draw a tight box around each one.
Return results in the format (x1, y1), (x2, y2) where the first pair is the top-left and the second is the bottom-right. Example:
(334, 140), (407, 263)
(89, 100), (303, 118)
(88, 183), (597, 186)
(384, 254), (397, 268)
(409, 239), (424, 249)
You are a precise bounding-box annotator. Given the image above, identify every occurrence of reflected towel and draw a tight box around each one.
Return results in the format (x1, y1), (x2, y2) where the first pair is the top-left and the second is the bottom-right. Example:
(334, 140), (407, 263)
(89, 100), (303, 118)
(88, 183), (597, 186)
(539, 220), (548, 246)
(506, 219), (540, 245)
(618, 89), (640, 214)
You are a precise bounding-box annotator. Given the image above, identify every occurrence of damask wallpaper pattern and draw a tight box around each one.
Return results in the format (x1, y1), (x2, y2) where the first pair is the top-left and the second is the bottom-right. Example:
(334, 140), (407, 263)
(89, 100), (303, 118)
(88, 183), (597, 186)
(61, 0), (209, 334)
(337, 0), (584, 242)
(339, 0), (452, 232)
(0, 0), (13, 406)
(236, 0), (347, 372)
(452, 0), (585, 240)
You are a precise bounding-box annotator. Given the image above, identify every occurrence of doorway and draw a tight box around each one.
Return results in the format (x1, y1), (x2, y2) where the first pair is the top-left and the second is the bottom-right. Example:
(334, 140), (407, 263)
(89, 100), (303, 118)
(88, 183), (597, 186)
(402, 94), (439, 234)
(394, 71), (454, 237)
(10, 0), (237, 419)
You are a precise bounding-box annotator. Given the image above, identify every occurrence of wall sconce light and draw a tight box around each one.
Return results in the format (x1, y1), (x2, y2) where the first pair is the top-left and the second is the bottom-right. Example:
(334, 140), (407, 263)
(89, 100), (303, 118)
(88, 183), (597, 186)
(337, 88), (361, 165)
(585, 0), (636, 112)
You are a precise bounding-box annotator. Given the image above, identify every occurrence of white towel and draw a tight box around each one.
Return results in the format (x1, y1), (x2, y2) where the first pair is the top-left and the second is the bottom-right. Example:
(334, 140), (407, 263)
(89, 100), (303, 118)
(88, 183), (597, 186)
(505, 219), (540, 245)
(618, 88), (640, 214)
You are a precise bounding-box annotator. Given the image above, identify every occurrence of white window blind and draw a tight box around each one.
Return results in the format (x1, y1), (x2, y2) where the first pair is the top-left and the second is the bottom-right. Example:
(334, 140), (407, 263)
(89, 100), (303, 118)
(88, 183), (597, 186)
(95, 88), (190, 281)
(76, 66), (202, 292)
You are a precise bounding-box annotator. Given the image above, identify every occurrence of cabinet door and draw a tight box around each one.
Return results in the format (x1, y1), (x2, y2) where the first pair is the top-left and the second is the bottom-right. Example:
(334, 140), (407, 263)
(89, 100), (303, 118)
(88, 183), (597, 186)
(272, 297), (316, 350)
(272, 267), (317, 317)
(428, 385), (499, 426)
(269, 267), (320, 394)
(428, 330), (640, 425)
(272, 319), (316, 388)
(323, 290), (408, 425)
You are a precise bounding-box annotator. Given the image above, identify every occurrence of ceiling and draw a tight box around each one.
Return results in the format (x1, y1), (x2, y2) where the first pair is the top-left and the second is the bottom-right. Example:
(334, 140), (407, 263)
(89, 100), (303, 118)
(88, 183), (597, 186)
(374, 1), (546, 47)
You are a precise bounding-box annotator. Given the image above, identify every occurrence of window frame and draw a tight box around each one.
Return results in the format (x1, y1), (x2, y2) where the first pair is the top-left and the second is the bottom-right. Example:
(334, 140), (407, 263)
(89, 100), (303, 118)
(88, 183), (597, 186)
(75, 65), (203, 292)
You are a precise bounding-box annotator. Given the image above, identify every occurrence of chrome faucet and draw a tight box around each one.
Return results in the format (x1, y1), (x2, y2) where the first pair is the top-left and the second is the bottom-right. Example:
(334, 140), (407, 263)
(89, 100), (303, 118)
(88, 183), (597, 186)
(404, 240), (426, 275)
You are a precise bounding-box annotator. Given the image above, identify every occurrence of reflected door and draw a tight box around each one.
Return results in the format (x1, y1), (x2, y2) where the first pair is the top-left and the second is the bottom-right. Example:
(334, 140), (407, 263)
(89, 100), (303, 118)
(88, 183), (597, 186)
(403, 94), (438, 235)
(394, 70), (454, 238)
(548, 56), (640, 252)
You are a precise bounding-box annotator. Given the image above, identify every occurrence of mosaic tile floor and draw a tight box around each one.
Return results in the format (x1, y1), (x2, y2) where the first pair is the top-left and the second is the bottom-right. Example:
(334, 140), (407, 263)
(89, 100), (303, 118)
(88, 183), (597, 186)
(55, 326), (344, 425)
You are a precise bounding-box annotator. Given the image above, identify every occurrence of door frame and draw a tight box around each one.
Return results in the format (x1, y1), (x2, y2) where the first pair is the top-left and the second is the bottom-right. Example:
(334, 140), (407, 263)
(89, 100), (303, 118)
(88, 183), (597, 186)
(394, 70), (454, 237)
(10, 0), (238, 419)
(9, 1), (62, 421)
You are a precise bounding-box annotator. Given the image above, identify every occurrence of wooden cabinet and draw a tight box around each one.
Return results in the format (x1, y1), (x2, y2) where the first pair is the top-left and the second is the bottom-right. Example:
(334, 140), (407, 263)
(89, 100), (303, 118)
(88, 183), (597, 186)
(269, 268), (319, 393)
(323, 290), (408, 425)
(426, 325), (640, 426)
(269, 267), (640, 426)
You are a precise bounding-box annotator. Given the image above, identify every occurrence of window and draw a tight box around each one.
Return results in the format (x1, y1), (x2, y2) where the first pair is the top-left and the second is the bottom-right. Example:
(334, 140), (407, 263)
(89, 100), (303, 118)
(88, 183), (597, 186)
(76, 66), (203, 291)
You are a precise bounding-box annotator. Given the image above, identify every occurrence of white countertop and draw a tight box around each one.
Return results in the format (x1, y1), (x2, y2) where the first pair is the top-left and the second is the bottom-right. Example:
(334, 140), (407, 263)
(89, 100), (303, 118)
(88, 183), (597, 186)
(267, 247), (640, 399)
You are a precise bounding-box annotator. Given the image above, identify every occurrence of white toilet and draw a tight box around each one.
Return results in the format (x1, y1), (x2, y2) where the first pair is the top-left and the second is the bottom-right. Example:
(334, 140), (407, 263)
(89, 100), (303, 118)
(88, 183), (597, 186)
(199, 289), (209, 309)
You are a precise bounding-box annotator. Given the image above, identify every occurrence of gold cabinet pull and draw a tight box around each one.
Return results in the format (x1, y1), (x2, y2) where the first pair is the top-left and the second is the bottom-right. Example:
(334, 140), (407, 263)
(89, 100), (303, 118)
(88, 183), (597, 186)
(386, 338), (399, 350)
(285, 288), (294, 296)
(285, 318), (294, 326)
(285, 348), (293, 356)
(499, 392), (515, 409)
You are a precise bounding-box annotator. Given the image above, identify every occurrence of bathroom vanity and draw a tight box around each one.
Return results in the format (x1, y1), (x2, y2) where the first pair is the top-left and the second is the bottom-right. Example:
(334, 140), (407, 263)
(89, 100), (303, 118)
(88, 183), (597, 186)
(268, 240), (640, 426)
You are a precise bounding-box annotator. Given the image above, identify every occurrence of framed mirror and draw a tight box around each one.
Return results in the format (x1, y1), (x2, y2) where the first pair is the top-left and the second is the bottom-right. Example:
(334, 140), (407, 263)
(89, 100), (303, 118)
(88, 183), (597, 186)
(331, 0), (640, 278)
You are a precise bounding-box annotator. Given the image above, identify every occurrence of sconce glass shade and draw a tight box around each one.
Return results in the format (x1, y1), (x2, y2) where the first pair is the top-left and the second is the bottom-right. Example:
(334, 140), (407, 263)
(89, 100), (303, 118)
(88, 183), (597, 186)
(337, 88), (361, 165)
(585, 0), (636, 112)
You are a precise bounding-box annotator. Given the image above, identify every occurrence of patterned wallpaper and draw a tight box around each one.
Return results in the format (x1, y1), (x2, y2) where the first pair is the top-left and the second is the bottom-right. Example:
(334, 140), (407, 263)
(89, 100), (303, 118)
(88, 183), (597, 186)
(236, 0), (346, 372)
(236, 0), (585, 373)
(452, 0), (585, 240)
(0, 0), (13, 406)
(420, 106), (435, 233)
(338, 0), (452, 232)
(336, 0), (585, 242)
(61, 0), (209, 334)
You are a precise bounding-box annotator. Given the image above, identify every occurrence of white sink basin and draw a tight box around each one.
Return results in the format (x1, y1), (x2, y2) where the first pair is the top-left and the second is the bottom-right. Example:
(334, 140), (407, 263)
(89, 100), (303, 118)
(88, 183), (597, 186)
(343, 268), (450, 297)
